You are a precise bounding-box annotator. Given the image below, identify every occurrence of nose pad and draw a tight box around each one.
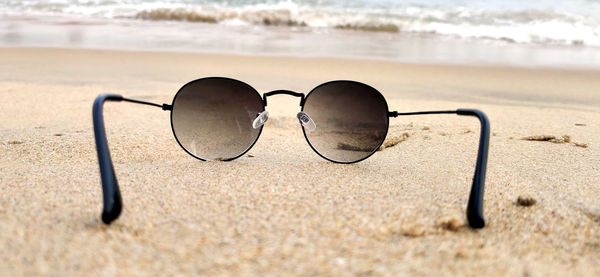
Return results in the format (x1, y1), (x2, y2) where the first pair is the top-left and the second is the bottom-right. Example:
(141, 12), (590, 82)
(297, 111), (316, 132)
(252, 110), (269, 129)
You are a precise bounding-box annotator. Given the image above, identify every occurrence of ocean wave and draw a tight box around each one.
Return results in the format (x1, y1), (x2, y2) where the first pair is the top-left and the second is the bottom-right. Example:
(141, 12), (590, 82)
(334, 23), (400, 33)
(133, 8), (410, 32)
(135, 8), (219, 23)
(3, 0), (600, 47)
(129, 6), (600, 47)
(135, 8), (307, 26)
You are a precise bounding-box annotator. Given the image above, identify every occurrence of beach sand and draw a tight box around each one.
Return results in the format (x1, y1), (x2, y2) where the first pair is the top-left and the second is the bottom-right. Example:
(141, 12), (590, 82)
(0, 47), (599, 275)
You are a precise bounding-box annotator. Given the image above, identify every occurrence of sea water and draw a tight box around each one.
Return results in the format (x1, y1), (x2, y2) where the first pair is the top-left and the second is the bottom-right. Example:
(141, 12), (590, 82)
(1, 0), (600, 68)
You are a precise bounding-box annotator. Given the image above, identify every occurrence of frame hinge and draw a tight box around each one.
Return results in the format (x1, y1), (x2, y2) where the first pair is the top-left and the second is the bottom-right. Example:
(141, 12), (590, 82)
(162, 104), (173, 111)
(388, 111), (399, 117)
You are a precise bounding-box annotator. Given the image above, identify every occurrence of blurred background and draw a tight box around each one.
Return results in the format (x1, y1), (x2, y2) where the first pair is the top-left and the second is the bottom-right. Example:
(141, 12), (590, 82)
(1, 0), (600, 68)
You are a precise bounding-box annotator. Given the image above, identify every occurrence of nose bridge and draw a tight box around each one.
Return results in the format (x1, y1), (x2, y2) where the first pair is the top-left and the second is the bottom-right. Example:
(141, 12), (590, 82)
(262, 90), (305, 107)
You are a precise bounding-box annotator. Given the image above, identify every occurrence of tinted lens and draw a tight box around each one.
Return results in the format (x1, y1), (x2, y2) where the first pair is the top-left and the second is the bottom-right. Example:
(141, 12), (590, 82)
(302, 81), (388, 163)
(171, 78), (264, 160)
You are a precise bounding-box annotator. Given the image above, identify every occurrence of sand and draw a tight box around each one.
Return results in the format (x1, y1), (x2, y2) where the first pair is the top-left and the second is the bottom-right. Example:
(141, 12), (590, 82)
(0, 47), (599, 276)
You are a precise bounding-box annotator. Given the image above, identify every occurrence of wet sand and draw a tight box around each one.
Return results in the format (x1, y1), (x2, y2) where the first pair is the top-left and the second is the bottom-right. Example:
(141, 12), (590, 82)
(0, 47), (599, 275)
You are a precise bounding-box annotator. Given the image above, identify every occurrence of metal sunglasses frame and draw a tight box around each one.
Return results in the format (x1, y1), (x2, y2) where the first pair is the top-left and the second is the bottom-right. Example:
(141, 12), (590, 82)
(93, 77), (490, 228)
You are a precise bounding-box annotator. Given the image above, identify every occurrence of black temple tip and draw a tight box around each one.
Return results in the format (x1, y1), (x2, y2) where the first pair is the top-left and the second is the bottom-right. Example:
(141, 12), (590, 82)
(101, 202), (122, 224)
(467, 213), (485, 229)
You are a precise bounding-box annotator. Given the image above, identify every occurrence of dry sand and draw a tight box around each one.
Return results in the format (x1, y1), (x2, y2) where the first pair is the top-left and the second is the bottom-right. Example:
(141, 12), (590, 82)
(0, 47), (599, 276)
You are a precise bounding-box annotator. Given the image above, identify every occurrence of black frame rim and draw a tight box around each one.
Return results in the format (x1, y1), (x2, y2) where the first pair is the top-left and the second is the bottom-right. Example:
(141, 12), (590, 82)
(300, 80), (390, 164)
(169, 77), (265, 161)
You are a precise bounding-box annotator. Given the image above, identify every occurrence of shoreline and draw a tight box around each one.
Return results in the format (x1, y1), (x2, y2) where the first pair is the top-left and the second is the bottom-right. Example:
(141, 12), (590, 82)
(2, 15), (600, 70)
(5, 43), (600, 71)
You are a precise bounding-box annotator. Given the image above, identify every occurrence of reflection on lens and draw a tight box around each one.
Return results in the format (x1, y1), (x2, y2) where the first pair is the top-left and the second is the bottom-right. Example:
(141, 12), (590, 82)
(302, 81), (388, 163)
(171, 78), (264, 160)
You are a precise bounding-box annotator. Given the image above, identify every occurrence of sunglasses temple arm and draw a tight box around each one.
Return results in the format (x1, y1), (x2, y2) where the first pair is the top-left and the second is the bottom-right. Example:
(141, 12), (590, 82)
(391, 109), (490, 228)
(93, 94), (168, 224)
(457, 109), (490, 229)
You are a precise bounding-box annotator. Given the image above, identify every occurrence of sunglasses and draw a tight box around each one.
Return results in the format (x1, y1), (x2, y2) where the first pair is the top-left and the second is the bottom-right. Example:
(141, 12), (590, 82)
(93, 77), (490, 228)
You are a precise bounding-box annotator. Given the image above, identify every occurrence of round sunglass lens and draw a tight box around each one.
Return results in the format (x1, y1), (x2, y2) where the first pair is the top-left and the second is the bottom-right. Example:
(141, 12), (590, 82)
(171, 78), (264, 160)
(302, 81), (389, 163)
